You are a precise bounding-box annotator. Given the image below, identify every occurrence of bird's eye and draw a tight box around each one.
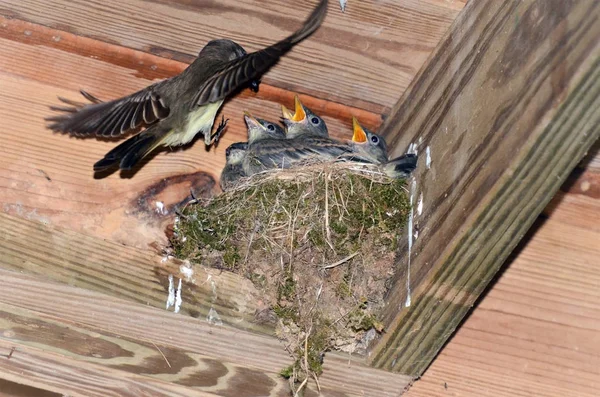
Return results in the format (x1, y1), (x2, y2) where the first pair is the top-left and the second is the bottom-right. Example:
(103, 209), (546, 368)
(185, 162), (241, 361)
(311, 117), (320, 125)
(370, 136), (379, 144)
(267, 124), (275, 131)
(225, 148), (231, 157)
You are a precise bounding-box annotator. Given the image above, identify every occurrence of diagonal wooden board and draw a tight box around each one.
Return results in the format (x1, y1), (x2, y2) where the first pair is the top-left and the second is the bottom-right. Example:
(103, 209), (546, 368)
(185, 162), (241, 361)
(405, 161), (600, 396)
(0, 0), (463, 113)
(370, 0), (600, 376)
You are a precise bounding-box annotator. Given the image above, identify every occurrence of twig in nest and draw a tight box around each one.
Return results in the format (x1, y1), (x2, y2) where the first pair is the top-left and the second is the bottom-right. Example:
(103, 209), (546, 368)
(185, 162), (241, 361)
(322, 252), (359, 270)
(151, 341), (172, 368)
(293, 325), (313, 397)
(324, 174), (336, 253)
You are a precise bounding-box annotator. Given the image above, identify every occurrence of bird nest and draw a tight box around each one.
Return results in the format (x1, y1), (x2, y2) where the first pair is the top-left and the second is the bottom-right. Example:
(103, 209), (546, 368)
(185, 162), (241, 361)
(170, 160), (410, 392)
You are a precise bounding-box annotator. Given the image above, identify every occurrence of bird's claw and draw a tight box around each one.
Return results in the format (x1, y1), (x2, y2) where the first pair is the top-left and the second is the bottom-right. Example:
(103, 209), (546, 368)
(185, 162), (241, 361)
(208, 115), (229, 145)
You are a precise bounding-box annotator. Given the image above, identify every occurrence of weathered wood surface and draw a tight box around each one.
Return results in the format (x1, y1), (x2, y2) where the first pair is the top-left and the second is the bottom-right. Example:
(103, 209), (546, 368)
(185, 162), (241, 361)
(406, 162), (600, 397)
(370, 0), (600, 376)
(0, 211), (272, 335)
(0, 0), (462, 112)
(0, 304), (297, 396)
(0, 269), (413, 397)
(0, 340), (218, 397)
(0, 17), (380, 250)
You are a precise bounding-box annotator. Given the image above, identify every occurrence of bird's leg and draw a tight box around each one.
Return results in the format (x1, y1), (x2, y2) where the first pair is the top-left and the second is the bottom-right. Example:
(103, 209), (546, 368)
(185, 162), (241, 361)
(210, 115), (229, 144)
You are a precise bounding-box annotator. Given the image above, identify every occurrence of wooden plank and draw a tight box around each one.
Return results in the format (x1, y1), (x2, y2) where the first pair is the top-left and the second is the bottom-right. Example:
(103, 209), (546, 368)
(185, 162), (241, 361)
(0, 269), (413, 396)
(0, 17), (378, 249)
(0, 0), (462, 112)
(0, 303), (303, 396)
(370, 0), (600, 376)
(405, 187), (600, 397)
(0, 379), (62, 397)
(0, 340), (218, 397)
(0, 211), (273, 335)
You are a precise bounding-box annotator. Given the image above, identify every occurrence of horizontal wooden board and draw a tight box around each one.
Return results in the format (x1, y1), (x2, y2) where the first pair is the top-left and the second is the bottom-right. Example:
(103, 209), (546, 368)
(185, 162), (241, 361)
(0, 303), (307, 396)
(0, 17), (379, 249)
(0, 211), (273, 334)
(0, 0), (462, 112)
(0, 269), (413, 396)
(0, 339), (218, 397)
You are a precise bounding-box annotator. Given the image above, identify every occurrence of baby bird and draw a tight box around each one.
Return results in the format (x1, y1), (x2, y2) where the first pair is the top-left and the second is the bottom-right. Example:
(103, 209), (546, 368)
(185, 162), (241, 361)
(280, 95), (328, 138)
(349, 116), (388, 164)
(243, 111), (286, 145)
(242, 135), (352, 176)
(220, 142), (248, 191)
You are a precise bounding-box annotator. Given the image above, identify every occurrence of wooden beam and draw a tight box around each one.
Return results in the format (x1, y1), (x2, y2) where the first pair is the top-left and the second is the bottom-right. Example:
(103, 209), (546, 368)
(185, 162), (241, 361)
(0, 0), (462, 112)
(0, 269), (412, 396)
(0, 339), (219, 397)
(0, 211), (272, 335)
(0, 17), (381, 251)
(370, 0), (600, 376)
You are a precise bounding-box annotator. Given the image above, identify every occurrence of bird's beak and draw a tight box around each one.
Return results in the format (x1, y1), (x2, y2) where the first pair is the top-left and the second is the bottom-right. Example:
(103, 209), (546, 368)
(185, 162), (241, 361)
(281, 95), (307, 122)
(281, 104), (294, 121)
(243, 111), (263, 130)
(352, 116), (367, 143)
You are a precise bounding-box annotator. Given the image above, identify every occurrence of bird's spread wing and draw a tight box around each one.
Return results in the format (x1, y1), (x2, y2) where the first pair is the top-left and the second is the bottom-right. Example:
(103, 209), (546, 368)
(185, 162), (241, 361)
(46, 83), (170, 138)
(193, 0), (328, 106)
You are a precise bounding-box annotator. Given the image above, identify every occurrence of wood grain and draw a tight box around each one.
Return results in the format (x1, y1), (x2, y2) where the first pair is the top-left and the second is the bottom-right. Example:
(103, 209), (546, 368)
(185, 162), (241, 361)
(405, 176), (600, 397)
(0, 303), (304, 396)
(0, 269), (413, 397)
(371, 0), (600, 376)
(0, 0), (462, 112)
(0, 339), (218, 397)
(0, 17), (379, 250)
(0, 211), (274, 335)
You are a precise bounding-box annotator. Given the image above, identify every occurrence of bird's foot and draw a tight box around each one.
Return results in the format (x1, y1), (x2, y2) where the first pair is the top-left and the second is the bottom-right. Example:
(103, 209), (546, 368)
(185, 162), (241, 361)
(208, 115), (229, 145)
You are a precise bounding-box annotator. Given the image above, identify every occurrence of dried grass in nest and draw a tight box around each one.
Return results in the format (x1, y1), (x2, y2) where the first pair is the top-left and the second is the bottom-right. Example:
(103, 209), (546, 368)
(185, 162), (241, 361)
(171, 160), (410, 393)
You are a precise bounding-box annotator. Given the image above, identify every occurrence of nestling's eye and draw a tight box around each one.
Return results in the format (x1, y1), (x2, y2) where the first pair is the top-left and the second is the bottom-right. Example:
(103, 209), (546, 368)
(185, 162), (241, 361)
(267, 124), (275, 131)
(370, 135), (379, 144)
(225, 148), (231, 157)
(311, 117), (320, 125)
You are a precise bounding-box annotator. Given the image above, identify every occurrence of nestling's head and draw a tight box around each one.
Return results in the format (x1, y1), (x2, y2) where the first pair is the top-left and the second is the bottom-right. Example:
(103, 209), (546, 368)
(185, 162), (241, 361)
(350, 117), (388, 164)
(244, 111), (286, 144)
(280, 95), (328, 139)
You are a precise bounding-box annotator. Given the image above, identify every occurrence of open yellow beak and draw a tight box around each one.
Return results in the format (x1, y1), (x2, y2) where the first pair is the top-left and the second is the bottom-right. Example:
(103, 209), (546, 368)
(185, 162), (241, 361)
(352, 116), (367, 143)
(281, 95), (306, 122)
(281, 104), (294, 120)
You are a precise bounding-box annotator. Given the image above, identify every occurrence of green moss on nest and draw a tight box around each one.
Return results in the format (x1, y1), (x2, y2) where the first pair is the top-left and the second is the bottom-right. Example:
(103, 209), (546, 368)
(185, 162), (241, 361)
(171, 162), (410, 392)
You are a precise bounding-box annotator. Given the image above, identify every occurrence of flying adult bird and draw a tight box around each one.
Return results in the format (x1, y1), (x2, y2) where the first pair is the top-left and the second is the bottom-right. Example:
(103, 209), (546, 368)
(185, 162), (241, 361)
(46, 0), (329, 172)
(220, 142), (249, 191)
(280, 95), (328, 138)
(243, 111), (286, 145)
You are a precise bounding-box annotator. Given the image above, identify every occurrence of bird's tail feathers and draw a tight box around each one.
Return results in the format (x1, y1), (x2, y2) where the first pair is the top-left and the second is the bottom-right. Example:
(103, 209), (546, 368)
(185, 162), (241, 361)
(93, 126), (167, 172)
(383, 154), (418, 179)
(288, 0), (328, 45)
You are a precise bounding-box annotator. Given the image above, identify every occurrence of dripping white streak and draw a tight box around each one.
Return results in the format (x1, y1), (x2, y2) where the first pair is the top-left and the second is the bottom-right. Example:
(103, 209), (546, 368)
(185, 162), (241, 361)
(174, 278), (182, 314)
(426, 146), (432, 169)
(406, 178), (417, 308)
(166, 274), (175, 310)
(417, 192), (423, 216)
